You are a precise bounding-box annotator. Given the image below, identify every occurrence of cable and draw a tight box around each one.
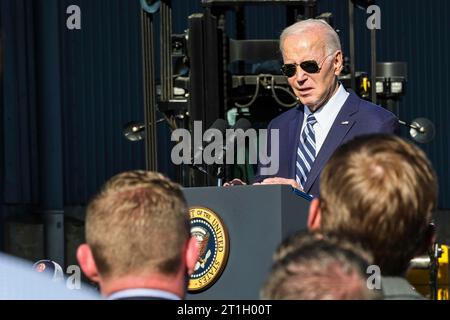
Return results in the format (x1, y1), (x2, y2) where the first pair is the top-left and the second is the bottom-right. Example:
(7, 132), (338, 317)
(270, 77), (298, 108)
(234, 75), (261, 108)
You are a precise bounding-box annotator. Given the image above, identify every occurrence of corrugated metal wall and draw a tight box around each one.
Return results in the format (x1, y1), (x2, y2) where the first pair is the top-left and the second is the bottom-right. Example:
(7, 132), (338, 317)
(376, 0), (450, 210)
(59, 0), (145, 205)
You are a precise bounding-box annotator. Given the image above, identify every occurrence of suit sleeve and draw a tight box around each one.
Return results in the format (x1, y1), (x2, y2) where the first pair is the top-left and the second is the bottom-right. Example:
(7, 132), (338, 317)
(252, 121), (274, 183)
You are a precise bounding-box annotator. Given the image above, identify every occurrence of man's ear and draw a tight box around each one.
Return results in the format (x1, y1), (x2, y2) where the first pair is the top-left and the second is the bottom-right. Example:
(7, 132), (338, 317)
(185, 236), (200, 276)
(307, 198), (322, 231)
(334, 50), (344, 76)
(76, 244), (101, 283)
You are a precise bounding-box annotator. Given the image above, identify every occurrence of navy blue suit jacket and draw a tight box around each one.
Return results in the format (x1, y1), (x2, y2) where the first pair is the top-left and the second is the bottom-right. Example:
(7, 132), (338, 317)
(254, 92), (398, 197)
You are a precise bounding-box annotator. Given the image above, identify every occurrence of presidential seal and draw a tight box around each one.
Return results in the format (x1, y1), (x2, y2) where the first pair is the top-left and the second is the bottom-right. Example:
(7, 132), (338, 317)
(188, 206), (229, 293)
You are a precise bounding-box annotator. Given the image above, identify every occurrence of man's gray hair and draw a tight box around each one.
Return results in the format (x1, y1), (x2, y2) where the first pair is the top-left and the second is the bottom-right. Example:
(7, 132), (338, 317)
(280, 19), (341, 55)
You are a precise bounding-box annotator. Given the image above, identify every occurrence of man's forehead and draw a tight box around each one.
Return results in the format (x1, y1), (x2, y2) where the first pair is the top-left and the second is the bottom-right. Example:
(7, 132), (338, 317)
(282, 35), (326, 60)
(283, 33), (324, 50)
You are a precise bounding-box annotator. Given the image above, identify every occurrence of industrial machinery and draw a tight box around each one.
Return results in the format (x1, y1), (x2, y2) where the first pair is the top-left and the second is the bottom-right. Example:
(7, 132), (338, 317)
(407, 244), (449, 300)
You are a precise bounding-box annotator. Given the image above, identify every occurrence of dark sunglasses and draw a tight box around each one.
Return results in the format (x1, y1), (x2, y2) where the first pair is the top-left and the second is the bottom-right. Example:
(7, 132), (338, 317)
(281, 52), (336, 77)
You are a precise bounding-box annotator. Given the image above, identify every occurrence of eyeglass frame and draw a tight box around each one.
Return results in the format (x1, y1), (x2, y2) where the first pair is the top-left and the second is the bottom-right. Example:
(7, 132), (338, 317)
(281, 51), (338, 77)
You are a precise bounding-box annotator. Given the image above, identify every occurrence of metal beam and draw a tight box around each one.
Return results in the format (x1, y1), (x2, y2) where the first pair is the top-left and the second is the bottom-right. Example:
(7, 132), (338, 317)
(141, 10), (158, 171)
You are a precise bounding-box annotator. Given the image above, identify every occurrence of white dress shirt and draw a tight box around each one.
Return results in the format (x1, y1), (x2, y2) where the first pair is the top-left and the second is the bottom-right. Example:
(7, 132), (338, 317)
(0, 253), (100, 300)
(301, 84), (350, 155)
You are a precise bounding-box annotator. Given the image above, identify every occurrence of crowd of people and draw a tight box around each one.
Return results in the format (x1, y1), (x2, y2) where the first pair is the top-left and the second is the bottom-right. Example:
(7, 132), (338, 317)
(1, 131), (436, 300)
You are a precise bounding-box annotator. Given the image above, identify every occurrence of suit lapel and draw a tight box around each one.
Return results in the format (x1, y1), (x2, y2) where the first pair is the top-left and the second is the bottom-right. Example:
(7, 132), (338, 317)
(303, 92), (360, 193)
(288, 106), (304, 177)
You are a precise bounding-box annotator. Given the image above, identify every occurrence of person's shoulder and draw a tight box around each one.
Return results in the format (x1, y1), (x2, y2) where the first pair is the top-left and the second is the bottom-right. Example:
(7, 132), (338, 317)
(381, 276), (426, 300)
(354, 94), (397, 121)
(0, 253), (100, 300)
(344, 92), (398, 133)
(267, 106), (302, 128)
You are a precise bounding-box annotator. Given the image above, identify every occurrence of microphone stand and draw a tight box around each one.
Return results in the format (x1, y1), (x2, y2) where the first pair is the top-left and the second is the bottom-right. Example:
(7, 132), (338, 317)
(216, 165), (224, 187)
(398, 119), (423, 132)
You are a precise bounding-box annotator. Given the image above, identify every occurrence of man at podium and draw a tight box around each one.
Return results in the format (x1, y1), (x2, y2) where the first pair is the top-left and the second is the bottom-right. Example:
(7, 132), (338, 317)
(228, 19), (397, 197)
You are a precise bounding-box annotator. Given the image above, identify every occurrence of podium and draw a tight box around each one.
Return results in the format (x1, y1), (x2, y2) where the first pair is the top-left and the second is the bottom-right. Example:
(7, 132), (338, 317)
(184, 185), (312, 300)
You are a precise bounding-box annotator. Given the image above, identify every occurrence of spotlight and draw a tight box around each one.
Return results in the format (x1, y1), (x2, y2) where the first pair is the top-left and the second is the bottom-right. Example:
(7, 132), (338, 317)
(123, 121), (145, 142)
(398, 117), (435, 144)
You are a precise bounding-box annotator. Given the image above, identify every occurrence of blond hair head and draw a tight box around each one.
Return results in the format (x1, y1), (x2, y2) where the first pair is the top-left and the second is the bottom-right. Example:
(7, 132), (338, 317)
(85, 170), (189, 279)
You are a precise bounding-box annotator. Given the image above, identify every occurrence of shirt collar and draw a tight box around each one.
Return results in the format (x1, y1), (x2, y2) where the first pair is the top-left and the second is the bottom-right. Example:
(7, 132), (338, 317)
(304, 83), (349, 129)
(107, 288), (181, 300)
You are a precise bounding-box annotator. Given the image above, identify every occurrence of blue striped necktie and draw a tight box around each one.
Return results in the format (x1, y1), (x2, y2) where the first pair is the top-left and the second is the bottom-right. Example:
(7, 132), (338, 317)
(295, 114), (318, 189)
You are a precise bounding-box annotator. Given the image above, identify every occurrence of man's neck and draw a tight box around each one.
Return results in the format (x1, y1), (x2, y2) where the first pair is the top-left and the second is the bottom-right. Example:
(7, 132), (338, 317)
(307, 80), (340, 113)
(99, 272), (185, 299)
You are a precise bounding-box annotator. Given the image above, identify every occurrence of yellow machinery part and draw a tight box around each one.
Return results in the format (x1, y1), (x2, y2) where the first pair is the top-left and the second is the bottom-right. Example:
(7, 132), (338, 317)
(406, 245), (449, 300)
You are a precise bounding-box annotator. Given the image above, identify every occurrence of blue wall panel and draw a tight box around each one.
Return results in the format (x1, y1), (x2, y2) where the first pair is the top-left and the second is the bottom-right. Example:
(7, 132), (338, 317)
(352, 0), (450, 208)
(1, 0), (39, 205)
(59, 0), (145, 205)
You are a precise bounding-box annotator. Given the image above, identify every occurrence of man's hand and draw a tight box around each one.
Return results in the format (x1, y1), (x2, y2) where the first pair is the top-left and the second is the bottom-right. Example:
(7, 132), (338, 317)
(256, 177), (303, 191)
(223, 179), (247, 187)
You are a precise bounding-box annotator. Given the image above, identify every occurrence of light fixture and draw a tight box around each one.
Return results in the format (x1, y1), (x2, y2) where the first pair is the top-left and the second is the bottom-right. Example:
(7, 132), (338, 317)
(123, 121), (145, 142)
(376, 62), (407, 98)
(398, 117), (435, 144)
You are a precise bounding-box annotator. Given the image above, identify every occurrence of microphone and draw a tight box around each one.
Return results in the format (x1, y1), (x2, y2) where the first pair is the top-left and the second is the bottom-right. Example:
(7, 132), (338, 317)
(216, 118), (252, 164)
(234, 117), (252, 131)
(191, 118), (228, 174)
(202, 118), (228, 145)
(224, 118), (252, 150)
(190, 118), (252, 185)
